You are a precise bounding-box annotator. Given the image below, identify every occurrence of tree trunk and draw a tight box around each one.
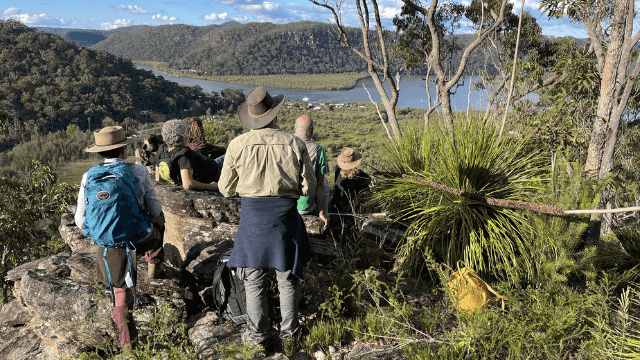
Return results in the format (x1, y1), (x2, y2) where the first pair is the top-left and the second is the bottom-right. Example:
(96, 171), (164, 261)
(439, 86), (454, 133)
(584, 0), (630, 179)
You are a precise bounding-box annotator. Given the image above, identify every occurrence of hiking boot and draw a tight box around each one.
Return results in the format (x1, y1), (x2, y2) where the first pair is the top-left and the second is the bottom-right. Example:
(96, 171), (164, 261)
(147, 262), (164, 280)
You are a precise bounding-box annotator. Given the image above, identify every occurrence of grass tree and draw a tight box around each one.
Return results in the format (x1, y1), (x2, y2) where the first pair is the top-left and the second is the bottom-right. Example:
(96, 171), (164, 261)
(372, 119), (548, 278)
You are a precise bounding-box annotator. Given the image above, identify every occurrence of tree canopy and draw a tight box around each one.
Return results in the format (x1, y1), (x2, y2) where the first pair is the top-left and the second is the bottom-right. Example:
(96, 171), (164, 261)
(0, 20), (229, 149)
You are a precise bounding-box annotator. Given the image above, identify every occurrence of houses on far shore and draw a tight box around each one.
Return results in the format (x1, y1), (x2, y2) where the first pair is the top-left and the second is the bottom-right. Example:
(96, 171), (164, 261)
(285, 100), (364, 111)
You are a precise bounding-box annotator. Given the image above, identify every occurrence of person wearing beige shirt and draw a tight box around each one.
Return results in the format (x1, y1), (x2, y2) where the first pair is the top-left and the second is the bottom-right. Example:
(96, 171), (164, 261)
(218, 122), (315, 198)
(218, 86), (316, 348)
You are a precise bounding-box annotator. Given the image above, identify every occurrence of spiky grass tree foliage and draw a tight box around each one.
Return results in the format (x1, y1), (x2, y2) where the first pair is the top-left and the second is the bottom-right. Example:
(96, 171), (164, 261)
(595, 225), (640, 283)
(373, 120), (548, 278)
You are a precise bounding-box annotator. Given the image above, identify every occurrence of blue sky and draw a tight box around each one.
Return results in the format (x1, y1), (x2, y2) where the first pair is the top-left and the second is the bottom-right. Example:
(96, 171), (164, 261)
(1, 0), (586, 37)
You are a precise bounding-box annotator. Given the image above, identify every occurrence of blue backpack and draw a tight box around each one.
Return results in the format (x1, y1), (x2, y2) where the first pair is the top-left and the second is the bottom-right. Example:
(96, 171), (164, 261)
(83, 162), (153, 305)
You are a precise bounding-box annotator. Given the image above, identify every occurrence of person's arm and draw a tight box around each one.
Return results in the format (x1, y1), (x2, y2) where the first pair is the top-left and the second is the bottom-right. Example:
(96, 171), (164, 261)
(298, 141), (316, 197)
(217, 143), (238, 197)
(74, 173), (88, 229)
(316, 173), (329, 229)
(138, 166), (164, 226)
(180, 168), (218, 191)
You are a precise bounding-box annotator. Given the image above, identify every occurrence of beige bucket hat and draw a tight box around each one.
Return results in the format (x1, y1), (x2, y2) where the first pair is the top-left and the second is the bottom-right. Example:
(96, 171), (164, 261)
(337, 147), (362, 170)
(85, 126), (138, 153)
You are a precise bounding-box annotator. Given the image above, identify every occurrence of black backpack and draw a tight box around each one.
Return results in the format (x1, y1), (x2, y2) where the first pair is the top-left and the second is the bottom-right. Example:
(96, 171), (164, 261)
(212, 250), (248, 324)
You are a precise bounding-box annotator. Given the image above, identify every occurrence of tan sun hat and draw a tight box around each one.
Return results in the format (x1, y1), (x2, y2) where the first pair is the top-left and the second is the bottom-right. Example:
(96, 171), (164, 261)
(237, 86), (285, 129)
(337, 147), (362, 170)
(84, 126), (138, 153)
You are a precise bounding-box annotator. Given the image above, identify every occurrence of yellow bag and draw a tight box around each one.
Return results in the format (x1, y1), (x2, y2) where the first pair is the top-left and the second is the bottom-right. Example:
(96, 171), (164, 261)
(446, 263), (507, 314)
(157, 160), (175, 185)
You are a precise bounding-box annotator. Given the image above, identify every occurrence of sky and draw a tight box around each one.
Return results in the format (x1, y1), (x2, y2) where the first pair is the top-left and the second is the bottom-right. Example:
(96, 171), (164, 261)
(1, 0), (587, 37)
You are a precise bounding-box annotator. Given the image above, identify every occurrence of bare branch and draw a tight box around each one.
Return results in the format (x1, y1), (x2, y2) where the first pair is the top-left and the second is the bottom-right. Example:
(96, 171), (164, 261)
(363, 83), (394, 142)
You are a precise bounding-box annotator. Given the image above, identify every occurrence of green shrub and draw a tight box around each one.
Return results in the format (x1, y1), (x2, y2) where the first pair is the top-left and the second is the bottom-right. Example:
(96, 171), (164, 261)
(373, 119), (549, 279)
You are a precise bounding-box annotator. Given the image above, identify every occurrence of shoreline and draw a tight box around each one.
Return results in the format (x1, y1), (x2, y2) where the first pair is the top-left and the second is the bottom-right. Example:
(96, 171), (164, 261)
(133, 61), (369, 91)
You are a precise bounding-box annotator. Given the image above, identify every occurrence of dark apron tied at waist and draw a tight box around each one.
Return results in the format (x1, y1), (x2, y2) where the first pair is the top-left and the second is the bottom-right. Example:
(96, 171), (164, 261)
(228, 197), (311, 279)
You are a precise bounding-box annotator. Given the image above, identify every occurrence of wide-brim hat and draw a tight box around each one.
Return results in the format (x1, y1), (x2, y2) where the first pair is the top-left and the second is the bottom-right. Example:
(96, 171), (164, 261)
(337, 147), (362, 170)
(238, 86), (285, 129)
(85, 126), (138, 153)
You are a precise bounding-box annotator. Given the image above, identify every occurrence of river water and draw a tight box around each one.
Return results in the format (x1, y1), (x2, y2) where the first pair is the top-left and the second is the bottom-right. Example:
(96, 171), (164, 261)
(136, 64), (536, 110)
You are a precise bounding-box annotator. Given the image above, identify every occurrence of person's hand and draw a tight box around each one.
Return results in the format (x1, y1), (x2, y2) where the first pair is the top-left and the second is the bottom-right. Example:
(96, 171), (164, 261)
(319, 210), (329, 230)
(135, 148), (142, 158)
(156, 211), (166, 229)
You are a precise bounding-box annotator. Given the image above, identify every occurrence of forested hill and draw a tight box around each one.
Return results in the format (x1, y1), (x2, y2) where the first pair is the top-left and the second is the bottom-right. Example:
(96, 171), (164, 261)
(0, 20), (228, 150)
(92, 21), (369, 75)
(92, 24), (223, 64)
(36, 25), (147, 47)
(92, 21), (505, 76)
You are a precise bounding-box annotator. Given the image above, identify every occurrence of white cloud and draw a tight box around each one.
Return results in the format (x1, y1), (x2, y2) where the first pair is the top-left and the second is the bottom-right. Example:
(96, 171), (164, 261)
(204, 12), (229, 21)
(211, 0), (262, 5)
(3, 7), (19, 16)
(509, 0), (541, 11)
(152, 14), (177, 21)
(233, 15), (248, 22)
(2, 7), (73, 26)
(101, 18), (132, 30)
(239, 2), (281, 11)
(115, 5), (150, 14)
(379, 6), (400, 19)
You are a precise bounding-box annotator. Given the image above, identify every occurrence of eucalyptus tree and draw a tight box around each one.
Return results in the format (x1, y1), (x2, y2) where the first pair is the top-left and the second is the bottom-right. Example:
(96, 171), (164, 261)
(542, 0), (640, 180)
(463, 1), (559, 123)
(393, 0), (511, 132)
(309, 0), (402, 141)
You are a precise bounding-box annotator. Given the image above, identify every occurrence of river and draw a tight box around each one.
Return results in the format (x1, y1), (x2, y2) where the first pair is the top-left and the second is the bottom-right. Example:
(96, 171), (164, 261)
(136, 64), (537, 110)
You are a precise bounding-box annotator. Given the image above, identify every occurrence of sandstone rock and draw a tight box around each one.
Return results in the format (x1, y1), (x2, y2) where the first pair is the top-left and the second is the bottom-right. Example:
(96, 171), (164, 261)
(189, 310), (242, 359)
(301, 215), (326, 235)
(185, 242), (234, 285)
(163, 211), (236, 268)
(154, 182), (241, 222)
(5, 257), (49, 283)
(58, 218), (95, 253)
(0, 299), (32, 327)
(60, 212), (75, 226)
(0, 325), (48, 360)
(20, 270), (114, 348)
(66, 252), (97, 284)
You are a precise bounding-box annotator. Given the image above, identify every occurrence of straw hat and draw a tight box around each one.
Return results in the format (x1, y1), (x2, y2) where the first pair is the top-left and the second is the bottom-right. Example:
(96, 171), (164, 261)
(85, 126), (138, 153)
(237, 86), (285, 129)
(337, 147), (362, 170)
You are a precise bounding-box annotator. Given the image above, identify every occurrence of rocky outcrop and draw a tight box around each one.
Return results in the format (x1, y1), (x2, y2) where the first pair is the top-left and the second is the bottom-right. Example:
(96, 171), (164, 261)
(3, 180), (330, 359)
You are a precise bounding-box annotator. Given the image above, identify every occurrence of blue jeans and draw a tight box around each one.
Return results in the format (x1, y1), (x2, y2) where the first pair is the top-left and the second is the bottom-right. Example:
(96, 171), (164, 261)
(236, 267), (301, 344)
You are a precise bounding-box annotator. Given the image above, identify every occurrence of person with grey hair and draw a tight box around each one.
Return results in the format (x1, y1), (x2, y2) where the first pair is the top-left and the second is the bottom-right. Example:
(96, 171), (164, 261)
(155, 119), (225, 191)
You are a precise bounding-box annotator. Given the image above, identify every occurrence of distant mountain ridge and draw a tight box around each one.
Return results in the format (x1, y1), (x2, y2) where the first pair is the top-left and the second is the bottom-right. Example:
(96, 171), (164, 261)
(92, 21), (369, 75)
(36, 25), (148, 47)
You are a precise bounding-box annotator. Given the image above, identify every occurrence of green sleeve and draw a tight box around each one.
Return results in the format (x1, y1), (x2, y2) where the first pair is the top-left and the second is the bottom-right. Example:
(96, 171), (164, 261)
(318, 145), (329, 175)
